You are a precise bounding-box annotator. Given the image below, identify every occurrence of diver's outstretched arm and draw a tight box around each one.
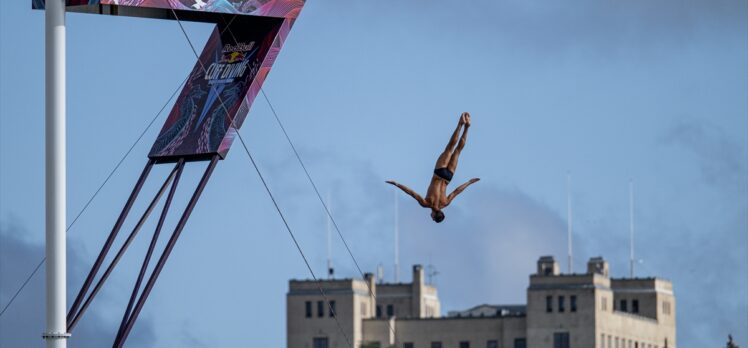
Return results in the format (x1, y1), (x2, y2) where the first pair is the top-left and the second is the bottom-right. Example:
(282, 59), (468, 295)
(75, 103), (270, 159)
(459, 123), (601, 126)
(446, 178), (480, 205)
(386, 181), (428, 207)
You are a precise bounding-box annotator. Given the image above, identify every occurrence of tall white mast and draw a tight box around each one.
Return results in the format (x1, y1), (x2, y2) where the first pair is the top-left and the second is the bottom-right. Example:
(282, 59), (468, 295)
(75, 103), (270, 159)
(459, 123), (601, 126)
(44, 0), (69, 346)
(326, 192), (333, 279)
(394, 189), (400, 283)
(566, 173), (573, 274)
(629, 180), (635, 278)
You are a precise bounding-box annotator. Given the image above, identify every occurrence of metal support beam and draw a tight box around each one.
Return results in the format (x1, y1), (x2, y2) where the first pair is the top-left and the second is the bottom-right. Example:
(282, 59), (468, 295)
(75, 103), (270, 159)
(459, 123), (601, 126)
(114, 156), (219, 348)
(115, 159), (185, 343)
(67, 162), (182, 331)
(68, 160), (154, 323)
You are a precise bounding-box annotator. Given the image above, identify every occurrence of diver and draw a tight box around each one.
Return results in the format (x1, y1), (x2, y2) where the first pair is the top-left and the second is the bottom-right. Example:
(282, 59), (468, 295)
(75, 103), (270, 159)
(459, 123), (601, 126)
(387, 112), (480, 223)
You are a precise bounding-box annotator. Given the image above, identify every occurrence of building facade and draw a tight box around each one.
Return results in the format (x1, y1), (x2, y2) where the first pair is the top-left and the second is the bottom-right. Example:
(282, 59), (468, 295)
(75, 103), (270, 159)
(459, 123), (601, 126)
(287, 256), (675, 348)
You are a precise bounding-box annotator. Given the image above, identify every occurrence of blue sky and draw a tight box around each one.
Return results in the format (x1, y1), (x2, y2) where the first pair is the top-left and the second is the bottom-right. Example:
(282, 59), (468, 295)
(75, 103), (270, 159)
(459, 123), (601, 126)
(1, 0), (746, 347)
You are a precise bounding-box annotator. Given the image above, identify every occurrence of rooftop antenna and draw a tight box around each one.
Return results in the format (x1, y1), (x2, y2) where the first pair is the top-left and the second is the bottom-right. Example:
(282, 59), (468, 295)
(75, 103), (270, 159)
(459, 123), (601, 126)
(629, 180), (635, 278)
(394, 189), (400, 283)
(566, 173), (573, 274)
(377, 263), (385, 284)
(426, 264), (440, 285)
(326, 192), (333, 279)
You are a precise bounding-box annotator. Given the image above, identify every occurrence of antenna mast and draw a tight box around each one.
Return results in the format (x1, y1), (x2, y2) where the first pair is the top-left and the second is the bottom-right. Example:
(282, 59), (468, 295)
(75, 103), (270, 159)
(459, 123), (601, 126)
(567, 173), (573, 274)
(394, 189), (400, 283)
(629, 180), (635, 278)
(326, 192), (333, 279)
(427, 264), (440, 285)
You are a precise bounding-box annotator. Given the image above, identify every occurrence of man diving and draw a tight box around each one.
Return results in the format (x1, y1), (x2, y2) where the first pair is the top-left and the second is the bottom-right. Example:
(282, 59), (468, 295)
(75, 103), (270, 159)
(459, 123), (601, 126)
(387, 112), (480, 223)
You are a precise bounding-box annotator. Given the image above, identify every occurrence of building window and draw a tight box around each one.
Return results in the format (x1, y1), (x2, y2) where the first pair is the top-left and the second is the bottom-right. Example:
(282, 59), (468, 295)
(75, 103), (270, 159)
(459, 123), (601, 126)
(305, 301), (312, 318)
(387, 304), (394, 318)
(558, 296), (565, 312)
(553, 332), (570, 348)
(546, 296), (553, 312)
(601, 333), (605, 348)
(662, 301), (671, 315)
(487, 340), (498, 348)
(313, 337), (329, 348)
(404, 343), (414, 348)
(620, 299), (628, 312)
(513, 338), (526, 348)
(431, 342), (442, 348)
(571, 295), (577, 312)
(376, 305), (382, 318)
(317, 301), (324, 318)
(607, 335), (611, 348)
(615, 337), (619, 348)
(601, 296), (608, 311)
(329, 300), (337, 317)
(460, 342), (470, 348)
(632, 299), (639, 313)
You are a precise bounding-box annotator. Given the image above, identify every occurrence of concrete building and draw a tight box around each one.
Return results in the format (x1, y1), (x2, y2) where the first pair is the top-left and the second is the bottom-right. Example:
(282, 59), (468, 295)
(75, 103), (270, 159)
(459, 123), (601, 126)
(287, 256), (675, 348)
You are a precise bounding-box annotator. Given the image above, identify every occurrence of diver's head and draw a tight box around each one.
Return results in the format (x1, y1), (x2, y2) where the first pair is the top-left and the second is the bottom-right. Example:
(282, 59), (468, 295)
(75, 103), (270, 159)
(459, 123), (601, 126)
(431, 210), (445, 223)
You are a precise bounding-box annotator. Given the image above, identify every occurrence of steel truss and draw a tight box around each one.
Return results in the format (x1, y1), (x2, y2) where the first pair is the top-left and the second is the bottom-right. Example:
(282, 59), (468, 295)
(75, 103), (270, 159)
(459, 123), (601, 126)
(65, 155), (219, 347)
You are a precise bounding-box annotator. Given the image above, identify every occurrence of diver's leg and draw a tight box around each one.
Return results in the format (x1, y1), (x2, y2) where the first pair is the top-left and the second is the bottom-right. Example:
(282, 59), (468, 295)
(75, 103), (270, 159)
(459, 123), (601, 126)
(447, 125), (469, 173)
(435, 114), (466, 168)
(445, 115), (466, 152)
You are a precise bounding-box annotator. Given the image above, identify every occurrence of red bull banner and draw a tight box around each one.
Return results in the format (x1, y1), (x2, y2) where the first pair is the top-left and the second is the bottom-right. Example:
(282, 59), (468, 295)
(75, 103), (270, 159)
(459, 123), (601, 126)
(34, 0), (305, 161)
(149, 16), (283, 161)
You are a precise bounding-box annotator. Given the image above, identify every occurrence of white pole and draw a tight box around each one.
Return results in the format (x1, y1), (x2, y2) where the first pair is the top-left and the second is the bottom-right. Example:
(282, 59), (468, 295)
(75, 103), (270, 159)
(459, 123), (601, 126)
(629, 180), (635, 278)
(566, 173), (572, 274)
(44, 0), (69, 346)
(326, 192), (332, 279)
(394, 190), (399, 283)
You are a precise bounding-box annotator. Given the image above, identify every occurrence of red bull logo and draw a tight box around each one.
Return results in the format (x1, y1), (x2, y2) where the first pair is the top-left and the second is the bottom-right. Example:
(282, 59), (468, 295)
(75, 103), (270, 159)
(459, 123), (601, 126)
(204, 41), (258, 84)
(205, 58), (251, 83)
(221, 51), (246, 64)
(223, 42), (255, 52)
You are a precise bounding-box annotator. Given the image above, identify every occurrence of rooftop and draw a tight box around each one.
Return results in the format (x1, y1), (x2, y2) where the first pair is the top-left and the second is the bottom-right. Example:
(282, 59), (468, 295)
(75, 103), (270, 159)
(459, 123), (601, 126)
(447, 304), (527, 318)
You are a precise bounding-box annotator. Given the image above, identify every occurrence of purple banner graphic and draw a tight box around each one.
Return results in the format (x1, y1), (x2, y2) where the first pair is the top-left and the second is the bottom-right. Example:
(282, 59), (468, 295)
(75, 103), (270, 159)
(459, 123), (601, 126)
(149, 16), (282, 161)
(33, 0), (305, 162)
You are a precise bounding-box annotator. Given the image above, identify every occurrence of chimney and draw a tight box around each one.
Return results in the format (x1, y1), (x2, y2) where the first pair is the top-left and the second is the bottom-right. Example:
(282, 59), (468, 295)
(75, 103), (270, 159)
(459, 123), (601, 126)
(364, 272), (376, 294)
(537, 256), (560, 276)
(413, 265), (424, 285)
(412, 265), (424, 317)
(362, 272), (377, 319)
(587, 257), (609, 277)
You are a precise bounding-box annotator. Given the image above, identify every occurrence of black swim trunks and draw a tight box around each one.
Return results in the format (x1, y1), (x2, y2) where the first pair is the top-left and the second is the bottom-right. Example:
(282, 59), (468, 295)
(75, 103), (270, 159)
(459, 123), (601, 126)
(434, 167), (454, 183)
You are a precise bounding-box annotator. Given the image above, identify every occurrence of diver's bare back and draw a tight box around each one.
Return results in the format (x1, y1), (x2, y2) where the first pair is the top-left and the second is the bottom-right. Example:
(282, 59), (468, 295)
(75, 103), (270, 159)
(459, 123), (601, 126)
(387, 112), (480, 223)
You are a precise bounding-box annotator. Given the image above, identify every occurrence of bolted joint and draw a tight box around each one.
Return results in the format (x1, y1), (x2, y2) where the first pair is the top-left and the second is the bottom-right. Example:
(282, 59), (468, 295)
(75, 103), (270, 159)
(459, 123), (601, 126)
(42, 332), (71, 340)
